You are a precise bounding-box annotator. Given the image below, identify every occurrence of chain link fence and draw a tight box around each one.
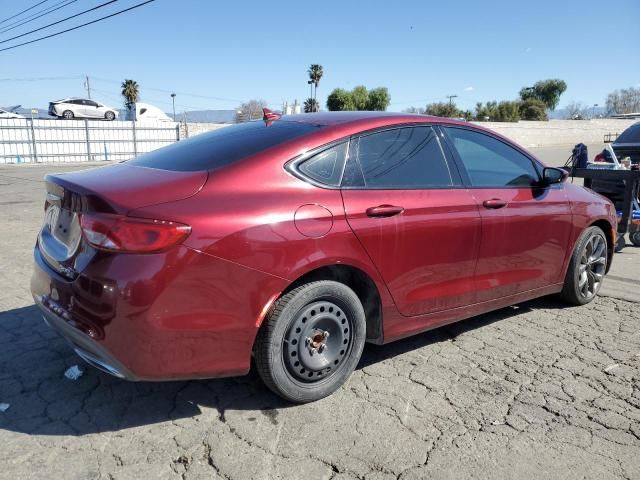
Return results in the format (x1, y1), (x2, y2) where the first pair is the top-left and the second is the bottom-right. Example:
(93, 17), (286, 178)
(0, 118), (181, 164)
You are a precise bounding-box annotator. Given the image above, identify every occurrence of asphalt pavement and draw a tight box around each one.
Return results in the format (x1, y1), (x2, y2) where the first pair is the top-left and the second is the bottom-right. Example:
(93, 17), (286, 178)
(0, 161), (638, 480)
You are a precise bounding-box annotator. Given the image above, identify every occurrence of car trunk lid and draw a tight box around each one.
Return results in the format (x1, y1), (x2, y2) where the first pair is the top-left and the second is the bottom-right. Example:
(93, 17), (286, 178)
(38, 163), (207, 278)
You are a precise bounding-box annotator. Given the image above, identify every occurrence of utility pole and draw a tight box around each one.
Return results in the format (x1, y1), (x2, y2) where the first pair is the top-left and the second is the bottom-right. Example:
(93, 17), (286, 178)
(171, 93), (176, 121)
(85, 75), (91, 99)
(446, 94), (457, 106)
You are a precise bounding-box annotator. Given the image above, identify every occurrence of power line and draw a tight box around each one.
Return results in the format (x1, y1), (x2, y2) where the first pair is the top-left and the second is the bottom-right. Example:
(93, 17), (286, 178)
(0, 0), (119, 45)
(92, 76), (244, 104)
(0, 75), (83, 81)
(0, 0), (157, 53)
(0, 0), (51, 26)
(0, 0), (78, 35)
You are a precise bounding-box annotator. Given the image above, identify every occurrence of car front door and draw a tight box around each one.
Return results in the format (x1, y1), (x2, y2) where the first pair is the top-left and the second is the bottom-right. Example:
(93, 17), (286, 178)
(442, 126), (573, 302)
(83, 100), (100, 118)
(341, 125), (482, 317)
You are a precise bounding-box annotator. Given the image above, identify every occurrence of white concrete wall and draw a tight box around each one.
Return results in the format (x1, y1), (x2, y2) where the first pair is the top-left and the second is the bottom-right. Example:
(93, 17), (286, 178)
(472, 119), (637, 148)
(180, 122), (229, 138)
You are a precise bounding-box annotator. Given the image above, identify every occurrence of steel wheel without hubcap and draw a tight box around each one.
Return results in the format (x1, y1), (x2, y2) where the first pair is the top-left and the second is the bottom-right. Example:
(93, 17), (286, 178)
(577, 233), (606, 299)
(254, 280), (366, 403)
(283, 300), (352, 382)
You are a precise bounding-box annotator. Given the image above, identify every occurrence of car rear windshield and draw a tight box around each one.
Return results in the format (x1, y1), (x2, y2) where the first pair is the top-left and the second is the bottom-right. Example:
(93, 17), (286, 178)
(615, 124), (640, 143)
(128, 120), (321, 172)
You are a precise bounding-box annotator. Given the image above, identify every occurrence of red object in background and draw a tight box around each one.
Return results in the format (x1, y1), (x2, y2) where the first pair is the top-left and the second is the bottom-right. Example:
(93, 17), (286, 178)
(31, 112), (617, 382)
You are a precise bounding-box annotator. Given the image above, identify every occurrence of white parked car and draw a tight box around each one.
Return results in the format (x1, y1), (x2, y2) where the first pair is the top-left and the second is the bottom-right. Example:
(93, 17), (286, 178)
(0, 106), (24, 119)
(48, 98), (118, 121)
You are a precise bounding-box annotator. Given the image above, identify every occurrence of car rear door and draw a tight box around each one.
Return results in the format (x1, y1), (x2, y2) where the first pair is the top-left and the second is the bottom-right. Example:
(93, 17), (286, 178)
(442, 126), (573, 302)
(341, 125), (482, 317)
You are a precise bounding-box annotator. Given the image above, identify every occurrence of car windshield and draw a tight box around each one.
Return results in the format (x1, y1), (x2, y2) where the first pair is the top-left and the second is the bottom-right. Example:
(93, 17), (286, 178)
(127, 120), (322, 172)
(616, 124), (640, 143)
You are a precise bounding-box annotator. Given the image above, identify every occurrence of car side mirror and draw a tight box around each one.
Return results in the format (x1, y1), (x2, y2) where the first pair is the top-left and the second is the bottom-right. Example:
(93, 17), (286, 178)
(542, 167), (568, 185)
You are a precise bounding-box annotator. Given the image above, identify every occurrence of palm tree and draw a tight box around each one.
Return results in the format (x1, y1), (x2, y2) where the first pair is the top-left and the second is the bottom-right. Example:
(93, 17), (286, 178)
(307, 64), (323, 112)
(303, 98), (319, 113)
(121, 79), (140, 110)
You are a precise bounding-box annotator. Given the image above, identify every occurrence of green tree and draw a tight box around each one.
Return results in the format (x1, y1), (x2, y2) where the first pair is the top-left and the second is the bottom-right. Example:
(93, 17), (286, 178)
(425, 101), (460, 118)
(303, 97), (319, 113)
(519, 99), (548, 120)
(326, 88), (355, 111)
(121, 79), (140, 109)
(351, 85), (369, 110)
(307, 64), (323, 111)
(519, 79), (567, 110)
(475, 101), (521, 122)
(367, 87), (391, 111)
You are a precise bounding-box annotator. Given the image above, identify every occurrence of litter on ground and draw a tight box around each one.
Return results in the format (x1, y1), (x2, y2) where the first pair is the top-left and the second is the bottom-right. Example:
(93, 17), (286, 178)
(64, 365), (84, 380)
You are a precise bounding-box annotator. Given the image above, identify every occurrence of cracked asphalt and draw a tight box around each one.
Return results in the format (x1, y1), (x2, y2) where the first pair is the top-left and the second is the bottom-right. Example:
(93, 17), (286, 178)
(1, 162), (639, 480)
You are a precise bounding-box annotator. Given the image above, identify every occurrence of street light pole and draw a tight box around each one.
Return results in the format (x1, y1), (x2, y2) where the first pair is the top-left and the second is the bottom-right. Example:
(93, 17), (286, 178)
(170, 93), (176, 121)
(446, 95), (458, 106)
(307, 80), (313, 111)
(592, 103), (598, 119)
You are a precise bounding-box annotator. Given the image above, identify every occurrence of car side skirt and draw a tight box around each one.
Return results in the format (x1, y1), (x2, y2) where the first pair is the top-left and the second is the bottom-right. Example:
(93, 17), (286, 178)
(382, 283), (564, 344)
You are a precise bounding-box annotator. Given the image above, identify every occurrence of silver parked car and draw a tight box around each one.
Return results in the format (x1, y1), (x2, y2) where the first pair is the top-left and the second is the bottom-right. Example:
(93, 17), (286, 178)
(48, 98), (118, 121)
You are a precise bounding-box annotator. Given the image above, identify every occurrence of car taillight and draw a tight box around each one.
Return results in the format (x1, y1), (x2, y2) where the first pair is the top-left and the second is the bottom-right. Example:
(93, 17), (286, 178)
(593, 153), (605, 162)
(79, 213), (191, 253)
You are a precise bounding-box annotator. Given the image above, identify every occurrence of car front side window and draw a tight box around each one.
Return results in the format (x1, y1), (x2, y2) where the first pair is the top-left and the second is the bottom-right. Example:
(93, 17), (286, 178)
(443, 127), (540, 187)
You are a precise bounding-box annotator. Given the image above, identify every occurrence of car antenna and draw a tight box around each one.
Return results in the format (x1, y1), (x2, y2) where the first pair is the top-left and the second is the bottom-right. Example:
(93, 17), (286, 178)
(262, 108), (281, 125)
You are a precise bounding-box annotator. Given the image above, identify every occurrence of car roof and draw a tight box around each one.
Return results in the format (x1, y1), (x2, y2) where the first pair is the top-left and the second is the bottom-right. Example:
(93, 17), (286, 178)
(613, 122), (640, 144)
(280, 111), (466, 126)
(54, 97), (91, 102)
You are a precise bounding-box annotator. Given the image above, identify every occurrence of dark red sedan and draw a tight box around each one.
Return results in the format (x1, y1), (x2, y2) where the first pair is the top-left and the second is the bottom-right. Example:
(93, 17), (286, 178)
(32, 111), (616, 402)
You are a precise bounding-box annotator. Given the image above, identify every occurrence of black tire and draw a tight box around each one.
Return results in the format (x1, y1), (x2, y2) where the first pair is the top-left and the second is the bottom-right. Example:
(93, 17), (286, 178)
(105, 111), (115, 121)
(62, 110), (74, 120)
(254, 280), (366, 403)
(615, 235), (626, 253)
(560, 226), (608, 305)
(631, 231), (640, 247)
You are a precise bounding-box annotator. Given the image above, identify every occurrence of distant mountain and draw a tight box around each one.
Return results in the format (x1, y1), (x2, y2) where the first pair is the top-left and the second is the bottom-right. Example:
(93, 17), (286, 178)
(174, 110), (236, 123)
(12, 106), (51, 119)
(549, 106), (607, 120)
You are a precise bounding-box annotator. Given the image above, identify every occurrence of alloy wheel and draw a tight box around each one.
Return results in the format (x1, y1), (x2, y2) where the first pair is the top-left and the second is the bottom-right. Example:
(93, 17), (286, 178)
(578, 233), (606, 299)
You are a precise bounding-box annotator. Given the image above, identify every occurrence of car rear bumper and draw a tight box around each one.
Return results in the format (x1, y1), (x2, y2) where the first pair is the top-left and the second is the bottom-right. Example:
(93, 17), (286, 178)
(31, 243), (288, 381)
(34, 294), (138, 380)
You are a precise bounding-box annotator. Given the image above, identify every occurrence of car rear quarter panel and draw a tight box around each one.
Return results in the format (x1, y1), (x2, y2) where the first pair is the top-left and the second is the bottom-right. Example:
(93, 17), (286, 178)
(129, 139), (396, 319)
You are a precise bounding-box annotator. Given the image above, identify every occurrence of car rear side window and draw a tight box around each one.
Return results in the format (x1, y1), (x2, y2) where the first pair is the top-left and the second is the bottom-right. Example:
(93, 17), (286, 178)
(297, 142), (348, 187)
(444, 127), (540, 187)
(616, 124), (640, 143)
(128, 121), (321, 172)
(353, 126), (453, 188)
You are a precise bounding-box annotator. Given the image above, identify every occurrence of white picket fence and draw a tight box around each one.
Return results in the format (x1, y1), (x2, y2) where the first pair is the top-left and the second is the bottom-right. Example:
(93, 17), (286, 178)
(0, 118), (180, 164)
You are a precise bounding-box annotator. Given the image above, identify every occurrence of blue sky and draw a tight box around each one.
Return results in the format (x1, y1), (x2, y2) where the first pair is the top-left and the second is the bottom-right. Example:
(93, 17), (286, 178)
(0, 0), (638, 113)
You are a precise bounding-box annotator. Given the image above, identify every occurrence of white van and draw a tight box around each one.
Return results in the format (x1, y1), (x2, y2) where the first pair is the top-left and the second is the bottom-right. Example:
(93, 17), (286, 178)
(123, 103), (173, 122)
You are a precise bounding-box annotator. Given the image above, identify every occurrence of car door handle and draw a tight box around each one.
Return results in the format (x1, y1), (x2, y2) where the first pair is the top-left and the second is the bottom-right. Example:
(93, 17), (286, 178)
(482, 198), (508, 209)
(366, 205), (405, 218)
